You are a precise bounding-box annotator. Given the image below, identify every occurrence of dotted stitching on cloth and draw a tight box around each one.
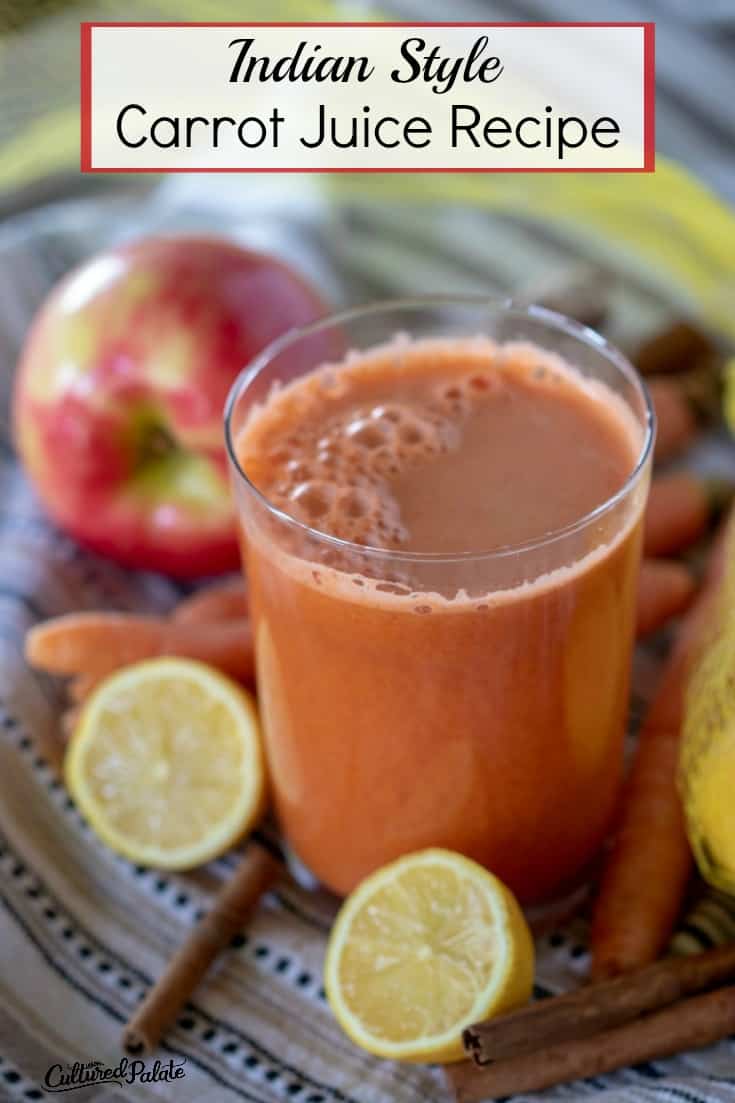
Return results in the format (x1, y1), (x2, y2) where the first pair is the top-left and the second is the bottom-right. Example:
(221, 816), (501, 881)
(0, 701), (346, 1099)
(0, 1052), (44, 1099)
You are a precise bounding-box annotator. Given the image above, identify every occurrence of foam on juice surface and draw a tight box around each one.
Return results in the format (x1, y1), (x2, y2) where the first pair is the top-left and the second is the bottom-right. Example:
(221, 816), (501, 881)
(237, 335), (642, 561)
(262, 391), (465, 547)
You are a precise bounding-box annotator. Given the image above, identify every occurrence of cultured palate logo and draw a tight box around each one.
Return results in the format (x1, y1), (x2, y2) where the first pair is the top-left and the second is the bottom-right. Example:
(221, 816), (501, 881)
(42, 1056), (187, 1092)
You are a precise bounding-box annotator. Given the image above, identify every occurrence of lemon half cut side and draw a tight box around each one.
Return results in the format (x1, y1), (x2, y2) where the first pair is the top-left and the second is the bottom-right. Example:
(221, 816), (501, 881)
(65, 657), (266, 870)
(324, 847), (535, 1063)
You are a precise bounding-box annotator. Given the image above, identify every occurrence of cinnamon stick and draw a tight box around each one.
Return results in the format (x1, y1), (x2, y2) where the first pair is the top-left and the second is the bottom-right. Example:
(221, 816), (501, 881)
(122, 843), (278, 1054)
(448, 984), (735, 1102)
(463, 942), (735, 1066)
(635, 320), (716, 377)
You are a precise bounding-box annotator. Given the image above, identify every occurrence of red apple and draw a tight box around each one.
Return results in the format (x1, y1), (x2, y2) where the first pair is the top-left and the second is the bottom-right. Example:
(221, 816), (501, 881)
(13, 235), (328, 577)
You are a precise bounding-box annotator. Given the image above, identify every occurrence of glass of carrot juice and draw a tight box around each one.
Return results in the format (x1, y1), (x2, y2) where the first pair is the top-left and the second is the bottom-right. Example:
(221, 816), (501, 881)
(225, 298), (654, 903)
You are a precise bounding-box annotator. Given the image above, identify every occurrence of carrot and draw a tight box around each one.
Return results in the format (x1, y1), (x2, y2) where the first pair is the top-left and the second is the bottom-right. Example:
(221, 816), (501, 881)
(649, 378), (699, 463)
(61, 706), (81, 741)
(172, 578), (248, 624)
(27, 614), (162, 673)
(644, 472), (712, 557)
(68, 673), (100, 703)
(60, 580), (250, 701)
(54, 561), (688, 705)
(635, 559), (696, 638)
(590, 511), (734, 980)
(26, 614), (254, 684)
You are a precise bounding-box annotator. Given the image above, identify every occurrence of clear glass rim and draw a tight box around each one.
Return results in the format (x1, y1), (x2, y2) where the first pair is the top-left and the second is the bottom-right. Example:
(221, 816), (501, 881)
(224, 295), (655, 564)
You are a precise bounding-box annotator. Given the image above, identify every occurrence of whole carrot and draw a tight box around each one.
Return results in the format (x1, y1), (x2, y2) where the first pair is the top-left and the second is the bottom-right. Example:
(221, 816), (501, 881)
(648, 378), (699, 463)
(644, 472), (713, 558)
(635, 560), (696, 638)
(26, 614), (254, 684)
(60, 581), (250, 703)
(590, 511), (734, 980)
(172, 578), (248, 624)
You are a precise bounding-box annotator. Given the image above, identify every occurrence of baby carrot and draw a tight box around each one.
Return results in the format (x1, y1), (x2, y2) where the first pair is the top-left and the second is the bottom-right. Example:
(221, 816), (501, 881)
(61, 706), (81, 741)
(635, 559), (696, 638)
(172, 578), (248, 624)
(61, 581), (251, 701)
(27, 614), (163, 673)
(26, 614), (254, 684)
(644, 472), (712, 558)
(590, 511), (734, 980)
(648, 378), (699, 463)
(68, 673), (100, 703)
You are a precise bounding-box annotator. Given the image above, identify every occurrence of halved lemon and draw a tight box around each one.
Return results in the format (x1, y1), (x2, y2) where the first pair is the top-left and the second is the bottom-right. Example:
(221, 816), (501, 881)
(65, 658), (266, 870)
(324, 848), (534, 1063)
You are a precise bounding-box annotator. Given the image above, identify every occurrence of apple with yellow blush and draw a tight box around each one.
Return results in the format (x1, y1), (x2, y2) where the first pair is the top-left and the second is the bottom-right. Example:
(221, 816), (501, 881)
(13, 236), (327, 577)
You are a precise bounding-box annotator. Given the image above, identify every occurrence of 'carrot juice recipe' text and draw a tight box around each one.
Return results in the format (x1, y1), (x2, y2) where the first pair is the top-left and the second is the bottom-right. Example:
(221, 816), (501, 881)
(114, 33), (621, 159)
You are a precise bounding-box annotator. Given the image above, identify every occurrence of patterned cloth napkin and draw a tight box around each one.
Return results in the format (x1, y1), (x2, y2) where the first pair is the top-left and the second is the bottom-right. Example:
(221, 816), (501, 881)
(1, 178), (734, 1103)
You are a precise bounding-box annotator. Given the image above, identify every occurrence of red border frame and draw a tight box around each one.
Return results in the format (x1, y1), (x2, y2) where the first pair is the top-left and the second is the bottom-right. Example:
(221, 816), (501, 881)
(80, 22), (655, 174)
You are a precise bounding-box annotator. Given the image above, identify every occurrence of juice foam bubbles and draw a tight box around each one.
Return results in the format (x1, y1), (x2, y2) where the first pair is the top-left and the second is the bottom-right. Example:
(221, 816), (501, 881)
(269, 387), (469, 547)
(239, 335), (640, 565)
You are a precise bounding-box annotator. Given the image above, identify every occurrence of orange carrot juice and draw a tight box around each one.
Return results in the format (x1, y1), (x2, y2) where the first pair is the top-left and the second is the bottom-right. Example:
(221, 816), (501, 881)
(227, 302), (652, 902)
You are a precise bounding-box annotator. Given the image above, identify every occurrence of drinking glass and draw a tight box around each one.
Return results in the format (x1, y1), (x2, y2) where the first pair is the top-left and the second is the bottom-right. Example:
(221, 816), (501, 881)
(225, 298), (654, 902)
